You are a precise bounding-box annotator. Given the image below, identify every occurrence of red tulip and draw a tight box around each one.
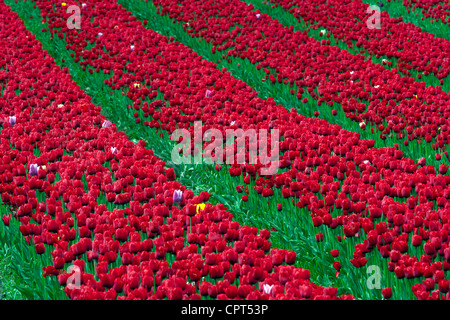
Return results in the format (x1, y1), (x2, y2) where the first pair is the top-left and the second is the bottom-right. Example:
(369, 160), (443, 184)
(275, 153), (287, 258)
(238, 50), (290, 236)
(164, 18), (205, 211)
(333, 261), (341, 271)
(237, 284), (253, 298)
(2, 215), (10, 226)
(382, 287), (392, 299)
(315, 233), (323, 242)
(439, 279), (449, 293)
(35, 243), (46, 255)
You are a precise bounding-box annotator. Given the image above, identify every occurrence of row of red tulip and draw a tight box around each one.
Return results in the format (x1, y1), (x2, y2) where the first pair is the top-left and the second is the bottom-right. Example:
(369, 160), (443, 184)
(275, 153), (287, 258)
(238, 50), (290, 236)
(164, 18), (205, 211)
(150, 0), (450, 152)
(264, 0), (450, 80)
(0, 1), (356, 300)
(29, 0), (450, 298)
(396, 0), (450, 23)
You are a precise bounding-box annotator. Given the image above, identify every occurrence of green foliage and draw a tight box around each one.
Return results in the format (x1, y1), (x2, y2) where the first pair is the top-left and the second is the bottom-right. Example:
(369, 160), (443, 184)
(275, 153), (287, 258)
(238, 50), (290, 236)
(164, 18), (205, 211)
(2, 0), (449, 301)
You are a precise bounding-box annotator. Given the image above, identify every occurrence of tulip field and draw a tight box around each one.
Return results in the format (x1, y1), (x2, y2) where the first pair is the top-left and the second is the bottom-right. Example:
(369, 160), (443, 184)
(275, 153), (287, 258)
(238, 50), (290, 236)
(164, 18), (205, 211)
(0, 0), (450, 302)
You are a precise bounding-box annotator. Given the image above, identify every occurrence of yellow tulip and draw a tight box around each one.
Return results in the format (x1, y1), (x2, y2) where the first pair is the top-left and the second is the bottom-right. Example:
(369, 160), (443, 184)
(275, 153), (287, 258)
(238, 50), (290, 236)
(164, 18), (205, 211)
(196, 203), (206, 214)
(62, 2), (67, 6)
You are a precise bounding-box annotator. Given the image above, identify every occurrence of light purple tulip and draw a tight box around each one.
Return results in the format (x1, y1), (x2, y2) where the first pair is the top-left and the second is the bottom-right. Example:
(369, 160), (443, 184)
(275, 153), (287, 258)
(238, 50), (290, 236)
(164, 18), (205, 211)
(205, 90), (212, 98)
(173, 190), (183, 203)
(263, 284), (273, 294)
(111, 146), (118, 155)
(102, 120), (111, 128)
(29, 164), (39, 177)
(256, 13), (261, 19)
(9, 116), (16, 126)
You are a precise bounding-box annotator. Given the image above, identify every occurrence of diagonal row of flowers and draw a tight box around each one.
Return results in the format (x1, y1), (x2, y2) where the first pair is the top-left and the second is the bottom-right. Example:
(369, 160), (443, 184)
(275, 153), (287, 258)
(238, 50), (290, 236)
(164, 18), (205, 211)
(0, 3), (353, 300)
(263, 0), (450, 80)
(399, 0), (450, 23)
(150, 0), (450, 152)
(43, 0), (450, 154)
(32, 0), (450, 298)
